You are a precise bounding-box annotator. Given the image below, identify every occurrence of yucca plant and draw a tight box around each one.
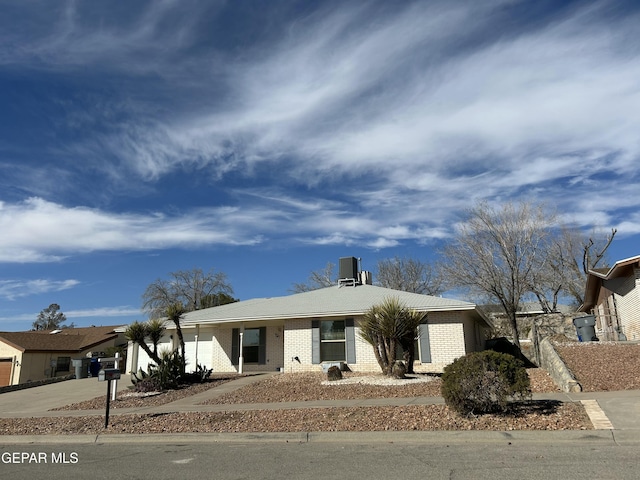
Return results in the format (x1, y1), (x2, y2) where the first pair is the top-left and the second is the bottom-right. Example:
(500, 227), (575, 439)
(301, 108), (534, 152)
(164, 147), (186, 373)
(359, 297), (427, 376)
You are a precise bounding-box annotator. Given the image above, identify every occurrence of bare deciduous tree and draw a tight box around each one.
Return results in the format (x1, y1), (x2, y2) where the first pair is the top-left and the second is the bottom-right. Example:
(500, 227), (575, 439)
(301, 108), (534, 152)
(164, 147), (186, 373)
(440, 201), (552, 348)
(141, 268), (233, 372)
(532, 226), (617, 310)
(142, 267), (234, 319)
(290, 262), (336, 293)
(376, 256), (444, 295)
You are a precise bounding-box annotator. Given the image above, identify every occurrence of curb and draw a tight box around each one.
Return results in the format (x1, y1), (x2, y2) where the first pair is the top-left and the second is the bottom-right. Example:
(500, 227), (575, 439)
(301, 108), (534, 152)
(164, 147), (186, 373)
(2, 429), (634, 446)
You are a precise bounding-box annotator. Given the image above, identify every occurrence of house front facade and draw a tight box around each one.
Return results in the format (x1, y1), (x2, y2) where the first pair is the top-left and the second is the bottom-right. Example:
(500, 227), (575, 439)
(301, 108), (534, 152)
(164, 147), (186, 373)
(125, 283), (491, 375)
(579, 255), (640, 341)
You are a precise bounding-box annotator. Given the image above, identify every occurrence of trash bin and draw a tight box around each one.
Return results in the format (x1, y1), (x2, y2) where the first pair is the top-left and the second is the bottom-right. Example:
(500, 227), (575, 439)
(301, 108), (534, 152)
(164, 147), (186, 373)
(573, 315), (599, 342)
(89, 358), (101, 377)
(71, 358), (91, 379)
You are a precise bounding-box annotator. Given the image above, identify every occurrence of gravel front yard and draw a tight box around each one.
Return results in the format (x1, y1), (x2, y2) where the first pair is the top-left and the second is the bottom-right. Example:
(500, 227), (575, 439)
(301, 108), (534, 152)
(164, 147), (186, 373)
(1, 367), (594, 435)
(4, 342), (636, 436)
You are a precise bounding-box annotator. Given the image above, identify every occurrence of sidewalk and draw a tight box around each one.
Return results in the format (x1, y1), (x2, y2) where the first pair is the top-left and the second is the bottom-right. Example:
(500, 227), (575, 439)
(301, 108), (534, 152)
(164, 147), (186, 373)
(1, 373), (639, 443)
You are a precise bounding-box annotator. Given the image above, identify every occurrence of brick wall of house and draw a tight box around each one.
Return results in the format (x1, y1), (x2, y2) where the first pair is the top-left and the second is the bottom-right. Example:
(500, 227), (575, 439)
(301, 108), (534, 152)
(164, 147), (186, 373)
(211, 328), (234, 372)
(282, 311), (476, 374)
(128, 311), (483, 375)
(283, 319), (314, 373)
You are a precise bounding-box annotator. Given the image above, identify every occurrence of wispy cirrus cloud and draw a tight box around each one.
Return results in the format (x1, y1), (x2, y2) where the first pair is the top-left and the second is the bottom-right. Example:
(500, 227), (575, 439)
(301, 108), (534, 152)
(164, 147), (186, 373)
(0, 278), (79, 300)
(1, 1), (639, 254)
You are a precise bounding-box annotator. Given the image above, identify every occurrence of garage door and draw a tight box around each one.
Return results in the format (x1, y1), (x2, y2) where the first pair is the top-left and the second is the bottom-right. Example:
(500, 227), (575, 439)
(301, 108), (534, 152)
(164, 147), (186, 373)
(0, 359), (12, 387)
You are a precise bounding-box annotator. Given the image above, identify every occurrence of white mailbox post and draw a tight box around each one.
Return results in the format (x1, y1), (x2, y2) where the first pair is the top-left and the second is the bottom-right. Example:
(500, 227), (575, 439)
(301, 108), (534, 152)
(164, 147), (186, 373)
(98, 353), (121, 401)
(98, 367), (121, 428)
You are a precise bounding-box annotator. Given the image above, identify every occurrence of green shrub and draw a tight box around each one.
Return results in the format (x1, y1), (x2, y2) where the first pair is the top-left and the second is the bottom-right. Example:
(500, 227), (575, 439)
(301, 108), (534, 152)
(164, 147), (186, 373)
(441, 350), (531, 415)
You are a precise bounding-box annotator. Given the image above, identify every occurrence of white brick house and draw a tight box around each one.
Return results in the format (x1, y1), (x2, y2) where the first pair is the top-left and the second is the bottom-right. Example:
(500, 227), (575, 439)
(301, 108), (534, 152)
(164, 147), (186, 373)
(579, 255), (640, 341)
(124, 283), (491, 375)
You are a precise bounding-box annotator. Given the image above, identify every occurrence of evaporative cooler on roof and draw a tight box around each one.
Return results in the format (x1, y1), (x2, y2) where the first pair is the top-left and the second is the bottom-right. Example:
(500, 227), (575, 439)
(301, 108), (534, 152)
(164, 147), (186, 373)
(339, 257), (359, 281)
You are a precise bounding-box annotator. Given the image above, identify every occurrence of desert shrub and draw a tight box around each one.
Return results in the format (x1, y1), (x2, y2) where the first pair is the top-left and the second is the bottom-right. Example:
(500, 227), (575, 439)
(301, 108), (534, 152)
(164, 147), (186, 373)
(181, 364), (213, 384)
(130, 350), (185, 391)
(327, 365), (343, 381)
(133, 375), (161, 393)
(441, 350), (531, 415)
(391, 360), (407, 379)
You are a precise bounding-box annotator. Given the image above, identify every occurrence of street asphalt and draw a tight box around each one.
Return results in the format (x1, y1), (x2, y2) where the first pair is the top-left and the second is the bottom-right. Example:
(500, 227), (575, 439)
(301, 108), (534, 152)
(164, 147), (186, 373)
(1, 373), (639, 445)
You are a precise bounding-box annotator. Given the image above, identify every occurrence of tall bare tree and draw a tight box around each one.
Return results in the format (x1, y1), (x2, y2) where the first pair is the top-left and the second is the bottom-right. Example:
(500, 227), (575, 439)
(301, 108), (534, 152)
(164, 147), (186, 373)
(440, 201), (552, 348)
(290, 262), (336, 293)
(142, 267), (233, 372)
(376, 256), (444, 295)
(531, 226), (617, 310)
(142, 267), (234, 319)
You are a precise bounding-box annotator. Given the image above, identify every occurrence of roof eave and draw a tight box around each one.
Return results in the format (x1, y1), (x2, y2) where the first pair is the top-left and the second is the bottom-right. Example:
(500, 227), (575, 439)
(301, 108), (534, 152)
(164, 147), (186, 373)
(180, 304), (481, 327)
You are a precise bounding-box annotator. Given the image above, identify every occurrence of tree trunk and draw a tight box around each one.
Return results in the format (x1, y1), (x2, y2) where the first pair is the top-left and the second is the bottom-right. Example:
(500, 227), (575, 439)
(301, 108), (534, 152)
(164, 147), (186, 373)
(509, 312), (521, 349)
(138, 341), (161, 366)
(175, 325), (186, 374)
(401, 335), (416, 374)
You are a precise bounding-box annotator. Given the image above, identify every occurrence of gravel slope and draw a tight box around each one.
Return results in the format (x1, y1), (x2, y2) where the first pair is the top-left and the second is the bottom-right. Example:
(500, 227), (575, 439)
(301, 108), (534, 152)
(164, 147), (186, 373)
(553, 341), (640, 391)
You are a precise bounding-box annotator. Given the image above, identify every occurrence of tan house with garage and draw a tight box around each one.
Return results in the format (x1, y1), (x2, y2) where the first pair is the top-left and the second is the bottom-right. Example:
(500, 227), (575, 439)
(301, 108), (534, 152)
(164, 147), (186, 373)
(124, 264), (491, 375)
(0, 326), (126, 387)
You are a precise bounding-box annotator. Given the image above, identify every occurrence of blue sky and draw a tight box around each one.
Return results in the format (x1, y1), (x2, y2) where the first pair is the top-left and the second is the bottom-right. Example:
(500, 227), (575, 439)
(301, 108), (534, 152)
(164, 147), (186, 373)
(1, 0), (639, 331)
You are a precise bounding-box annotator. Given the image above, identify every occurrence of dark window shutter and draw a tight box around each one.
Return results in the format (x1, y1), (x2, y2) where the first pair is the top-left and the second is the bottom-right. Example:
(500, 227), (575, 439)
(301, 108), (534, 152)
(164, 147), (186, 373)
(232, 328), (240, 365)
(345, 318), (356, 364)
(258, 327), (267, 365)
(418, 323), (431, 363)
(311, 320), (320, 364)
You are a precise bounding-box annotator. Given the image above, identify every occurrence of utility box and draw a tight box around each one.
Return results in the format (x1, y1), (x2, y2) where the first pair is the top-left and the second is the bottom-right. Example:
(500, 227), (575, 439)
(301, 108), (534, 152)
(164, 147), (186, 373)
(98, 368), (121, 382)
(573, 315), (598, 342)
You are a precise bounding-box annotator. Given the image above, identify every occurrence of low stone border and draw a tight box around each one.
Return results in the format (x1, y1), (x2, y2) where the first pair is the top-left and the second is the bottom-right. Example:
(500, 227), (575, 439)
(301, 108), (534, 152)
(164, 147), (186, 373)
(0, 375), (74, 394)
(538, 338), (581, 392)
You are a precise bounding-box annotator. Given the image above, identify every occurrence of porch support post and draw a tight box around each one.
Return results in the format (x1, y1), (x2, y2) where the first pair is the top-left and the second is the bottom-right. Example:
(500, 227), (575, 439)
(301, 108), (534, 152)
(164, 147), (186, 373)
(195, 324), (200, 366)
(238, 325), (245, 374)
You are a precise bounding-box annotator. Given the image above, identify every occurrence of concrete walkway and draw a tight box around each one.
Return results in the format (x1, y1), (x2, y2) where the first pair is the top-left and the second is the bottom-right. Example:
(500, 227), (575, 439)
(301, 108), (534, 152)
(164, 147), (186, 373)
(1, 373), (639, 443)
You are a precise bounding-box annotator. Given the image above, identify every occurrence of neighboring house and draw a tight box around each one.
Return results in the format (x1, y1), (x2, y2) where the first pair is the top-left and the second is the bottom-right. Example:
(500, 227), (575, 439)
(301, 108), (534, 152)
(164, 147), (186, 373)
(124, 282), (491, 375)
(579, 255), (640, 341)
(0, 326), (127, 387)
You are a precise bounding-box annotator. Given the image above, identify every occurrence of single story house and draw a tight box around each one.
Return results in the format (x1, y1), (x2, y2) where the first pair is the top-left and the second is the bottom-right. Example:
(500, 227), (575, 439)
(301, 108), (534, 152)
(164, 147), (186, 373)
(124, 282), (491, 375)
(579, 254), (640, 341)
(0, 326), (127, 387)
